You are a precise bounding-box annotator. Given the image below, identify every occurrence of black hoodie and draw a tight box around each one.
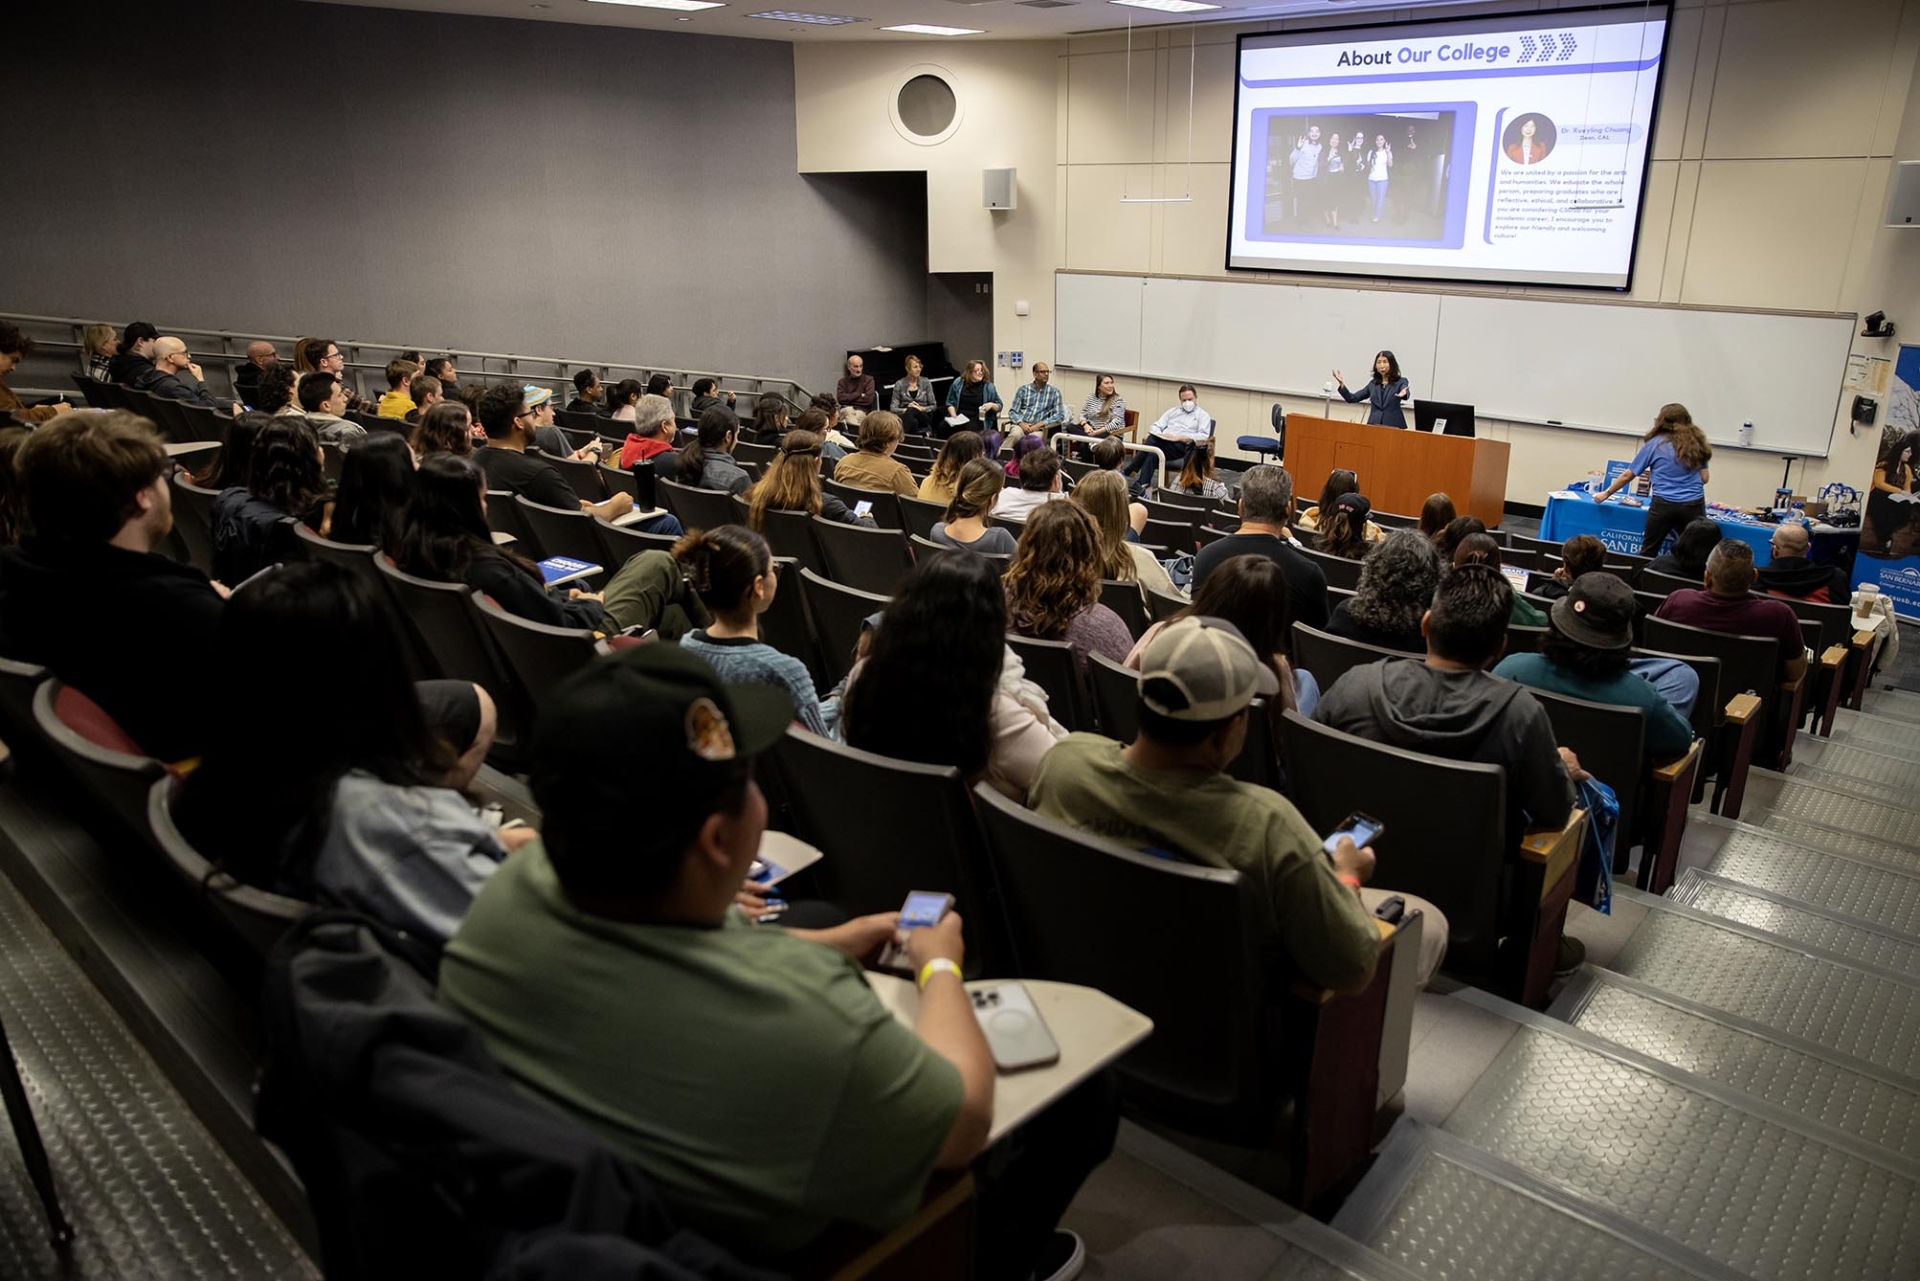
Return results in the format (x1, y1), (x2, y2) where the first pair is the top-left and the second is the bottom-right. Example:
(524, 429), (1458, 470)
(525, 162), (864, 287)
(105, 351), (154, 385)
(1313, 659), (1574, 844)
(1757, 556), (1851, 605)
(0, 542), (224, 762)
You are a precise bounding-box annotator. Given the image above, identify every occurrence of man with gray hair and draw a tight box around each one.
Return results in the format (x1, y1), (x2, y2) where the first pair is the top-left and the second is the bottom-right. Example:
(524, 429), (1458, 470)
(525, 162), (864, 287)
(618, 393), (679, 470)
(1190, 464), (1328, 628)
(1654, 539), (1808, 683)
(133, 337), (238, 414)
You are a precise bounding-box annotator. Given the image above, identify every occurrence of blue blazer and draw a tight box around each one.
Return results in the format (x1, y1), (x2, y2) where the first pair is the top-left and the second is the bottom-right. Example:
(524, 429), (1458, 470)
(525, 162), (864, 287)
(945, 377), (1001, 432)
(1340, 377), (1410, 429)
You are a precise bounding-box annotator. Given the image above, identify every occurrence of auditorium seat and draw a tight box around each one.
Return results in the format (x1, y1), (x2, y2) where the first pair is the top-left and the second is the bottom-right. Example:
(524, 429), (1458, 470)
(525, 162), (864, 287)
(597, 464), (638, 501)
(1085, 653), (1139, 743)
(971, 782), (1397, 1212)
(146, 775), (311, 956)
(659, 479), (736, 533)
(591, 518), (677, 575)
(540, 453), (608, 504)
(898, 496), (946, 540)
(799, 569), (887, 685)
(1767, 594), (1861, 735)
(1097, 580), (1149, 639)
(1298, 545), (1363, 591)
(70, 374), (109, 409)
(554, 408), (603, 433)
(822, 479), (904, 531)
(811, 517), (914, 596)
(1642, 616), (1797, 818)
(743, 501), (828, 575)
(1146, 585), (1187, 623)
(769, 729), (1013, 976)
(168, 475), (220, 575)
(514, 497), (606, 574)
(757, 558), (824, 691)
(1506, 624), (1547, 654)
(1638, 568), (1700, 596)
(1291, 623), (1408, 694)
(1005, 635), (1091, 733)
(471, 592), (605, 731)
(290, 525), (390, 615)
(1528, 687), (1701, 893)
(483, 490), (536, 551)
(1280, 711), (1585, 1009)
(1140, 517), (1197, 555)
(373, 557), (529, 761)
(32, 680), (168, 842)
(1371, 510), (1416, 530)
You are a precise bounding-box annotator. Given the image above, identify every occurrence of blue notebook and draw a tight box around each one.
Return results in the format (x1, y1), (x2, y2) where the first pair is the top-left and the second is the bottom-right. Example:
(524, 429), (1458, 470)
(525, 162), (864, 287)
(539, 556), (601, 588)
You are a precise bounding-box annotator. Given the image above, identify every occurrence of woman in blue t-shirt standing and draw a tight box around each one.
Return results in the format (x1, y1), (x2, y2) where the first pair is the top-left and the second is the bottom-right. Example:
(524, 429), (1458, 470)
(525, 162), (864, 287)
(1593, 402), (1713, 556)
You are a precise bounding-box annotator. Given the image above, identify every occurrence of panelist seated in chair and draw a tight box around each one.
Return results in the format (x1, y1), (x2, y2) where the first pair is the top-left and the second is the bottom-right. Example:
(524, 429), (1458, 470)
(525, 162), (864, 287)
(1121, 385), (1213, 492)
(439, 644), (1114, 1281)
(1028, 616), (1448, 989)
(1312, 564), (1582, 968)
(1005, 362), (1067, 438)
(1653, 540), (1808, 685)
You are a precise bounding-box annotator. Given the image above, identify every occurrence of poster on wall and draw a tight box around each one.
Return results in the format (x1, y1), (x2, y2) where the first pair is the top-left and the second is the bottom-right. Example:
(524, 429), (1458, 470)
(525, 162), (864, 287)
(1849, 343), (1920, 620)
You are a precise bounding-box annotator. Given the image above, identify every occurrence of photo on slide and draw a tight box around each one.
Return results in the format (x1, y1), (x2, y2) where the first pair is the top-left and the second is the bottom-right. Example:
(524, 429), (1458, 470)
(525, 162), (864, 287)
(1260, 111), (1456, 242)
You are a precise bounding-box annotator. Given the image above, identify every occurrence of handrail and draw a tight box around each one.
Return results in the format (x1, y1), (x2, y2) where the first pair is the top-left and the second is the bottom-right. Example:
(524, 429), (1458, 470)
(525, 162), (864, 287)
(0, 310), (815, 410)
(1051, 432), (1167, 476)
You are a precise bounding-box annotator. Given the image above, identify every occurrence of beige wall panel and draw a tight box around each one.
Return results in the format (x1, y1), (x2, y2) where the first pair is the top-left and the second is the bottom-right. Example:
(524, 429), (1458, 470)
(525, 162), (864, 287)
(1066, 50), (1155, 165)
(1704, 0), (1904, 158)
(1652, 6), (1703, 163)
(1681, 158), (1867, 309)
(1627, 160), (1681, 303)
(1155, 164), (1235, 279)
(1065, 165), (1155, 273)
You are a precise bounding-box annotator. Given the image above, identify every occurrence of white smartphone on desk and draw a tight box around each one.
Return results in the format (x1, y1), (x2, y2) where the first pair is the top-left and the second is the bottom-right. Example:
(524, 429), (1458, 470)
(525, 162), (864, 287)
(970, 982), (1060, 1072)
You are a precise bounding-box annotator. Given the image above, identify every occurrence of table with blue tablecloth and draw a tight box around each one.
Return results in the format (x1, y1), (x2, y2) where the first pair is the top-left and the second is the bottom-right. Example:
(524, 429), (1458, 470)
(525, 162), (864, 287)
(1536, 491), (1858, 568)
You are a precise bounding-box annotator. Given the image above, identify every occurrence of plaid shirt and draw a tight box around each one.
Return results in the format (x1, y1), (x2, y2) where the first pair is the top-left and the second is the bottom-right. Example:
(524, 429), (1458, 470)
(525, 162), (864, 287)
(1007, 380), (1065, 425)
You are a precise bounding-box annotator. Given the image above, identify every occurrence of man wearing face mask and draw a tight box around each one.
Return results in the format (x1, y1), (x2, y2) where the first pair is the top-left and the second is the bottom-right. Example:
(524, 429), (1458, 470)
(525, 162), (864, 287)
(1123, 384), (1213, 494)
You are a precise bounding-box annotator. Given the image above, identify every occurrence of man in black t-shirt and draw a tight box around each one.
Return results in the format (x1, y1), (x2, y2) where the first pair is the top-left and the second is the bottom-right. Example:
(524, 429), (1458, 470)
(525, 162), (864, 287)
(473, 383), (635, 523)
(1190, 464), (1329, 631)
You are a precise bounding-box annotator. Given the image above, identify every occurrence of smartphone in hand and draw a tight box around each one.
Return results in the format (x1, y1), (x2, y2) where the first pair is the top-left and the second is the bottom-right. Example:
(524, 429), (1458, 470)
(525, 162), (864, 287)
(877, 890), (954, 974)
(1322, 811), (1384, 861)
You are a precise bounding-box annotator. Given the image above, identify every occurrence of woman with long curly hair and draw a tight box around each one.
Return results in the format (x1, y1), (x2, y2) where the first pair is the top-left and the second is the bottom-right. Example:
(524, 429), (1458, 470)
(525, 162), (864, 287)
(1325, 529), (1441, 654)
(842, 553), (1065, 798)
(1002, 500), (1132, 672)
(1593, 402), (1713, 556)
(742, 429), (874, 531)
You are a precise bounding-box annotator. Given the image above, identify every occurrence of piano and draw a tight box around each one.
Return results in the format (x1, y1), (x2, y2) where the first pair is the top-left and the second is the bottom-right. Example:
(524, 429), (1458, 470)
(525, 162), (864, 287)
(847, 341), (959, 396)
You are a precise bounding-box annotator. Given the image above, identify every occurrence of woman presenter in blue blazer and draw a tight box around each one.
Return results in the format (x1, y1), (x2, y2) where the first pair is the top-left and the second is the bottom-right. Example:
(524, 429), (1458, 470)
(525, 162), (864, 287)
(1333, 350), (1411, 428)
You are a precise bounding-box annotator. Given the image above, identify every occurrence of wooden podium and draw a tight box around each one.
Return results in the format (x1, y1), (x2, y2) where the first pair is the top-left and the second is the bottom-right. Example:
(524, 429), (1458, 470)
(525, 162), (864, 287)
(1284, 415), (1510, 528)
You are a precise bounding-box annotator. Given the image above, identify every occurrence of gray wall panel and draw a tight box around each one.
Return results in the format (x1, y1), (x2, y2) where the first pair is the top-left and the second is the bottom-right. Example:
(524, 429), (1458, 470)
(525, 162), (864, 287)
(7, 0), (927, 387)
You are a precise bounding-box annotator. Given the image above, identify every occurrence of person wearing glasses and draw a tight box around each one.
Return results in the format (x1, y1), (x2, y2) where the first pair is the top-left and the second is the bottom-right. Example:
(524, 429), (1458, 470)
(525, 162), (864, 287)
(299, 338), (375, 415)
(474, 383), (646, 529)
(1005, 362), (1067, 443)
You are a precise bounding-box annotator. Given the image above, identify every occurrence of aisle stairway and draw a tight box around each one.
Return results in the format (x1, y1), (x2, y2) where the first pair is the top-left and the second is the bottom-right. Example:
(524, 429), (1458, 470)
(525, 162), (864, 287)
(1302, 687), (1920, 1279)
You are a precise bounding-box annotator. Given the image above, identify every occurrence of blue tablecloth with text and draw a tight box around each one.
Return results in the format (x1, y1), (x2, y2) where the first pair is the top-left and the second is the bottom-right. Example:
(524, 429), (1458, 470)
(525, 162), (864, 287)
(1537, 492), (1781, 564)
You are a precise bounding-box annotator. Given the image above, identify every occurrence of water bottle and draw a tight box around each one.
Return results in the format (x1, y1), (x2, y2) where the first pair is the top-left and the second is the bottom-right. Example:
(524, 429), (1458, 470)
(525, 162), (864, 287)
(1739, 420), (1754, 447)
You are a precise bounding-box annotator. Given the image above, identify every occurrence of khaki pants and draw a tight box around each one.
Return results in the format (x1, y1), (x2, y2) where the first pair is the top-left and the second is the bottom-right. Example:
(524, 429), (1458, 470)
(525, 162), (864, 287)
(1361, 887), (1448, 987)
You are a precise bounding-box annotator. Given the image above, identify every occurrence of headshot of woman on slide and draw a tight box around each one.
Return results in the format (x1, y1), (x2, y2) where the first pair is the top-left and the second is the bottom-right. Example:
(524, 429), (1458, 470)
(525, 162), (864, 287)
(1591, 403), (1713, 557)
(1333, 350), (1411, 428)
(1505, 115), (1554, 166)
(1865, 430), (1920, 555)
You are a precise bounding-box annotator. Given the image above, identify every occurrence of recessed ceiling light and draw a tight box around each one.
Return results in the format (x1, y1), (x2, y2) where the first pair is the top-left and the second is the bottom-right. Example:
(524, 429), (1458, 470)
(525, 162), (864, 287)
(881, 23), (984, 35)
(746, 9), (865, 22)
(587, 0), (724, 10)
(1109, 0), (1220, 12)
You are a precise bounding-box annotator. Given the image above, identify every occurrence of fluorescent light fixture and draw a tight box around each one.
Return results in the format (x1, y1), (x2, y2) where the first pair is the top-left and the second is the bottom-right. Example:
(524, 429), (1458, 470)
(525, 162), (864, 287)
(881, 23), (984, 35)
(588, 0), (725, 9)
(1109, 0), (1220, 12)
(745, 9), (865, 22)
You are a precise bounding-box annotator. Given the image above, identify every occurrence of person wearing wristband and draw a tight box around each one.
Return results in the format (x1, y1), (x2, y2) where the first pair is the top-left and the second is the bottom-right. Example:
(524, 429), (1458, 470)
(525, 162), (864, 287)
(438, 643), (1110, 1280)
(1029, 615), (1447, 988)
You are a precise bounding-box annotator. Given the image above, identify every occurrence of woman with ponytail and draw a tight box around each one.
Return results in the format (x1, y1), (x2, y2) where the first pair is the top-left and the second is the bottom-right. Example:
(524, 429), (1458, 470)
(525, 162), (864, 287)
(674, 407), (753, 495)
(674, 525), (829, 735)
(931, 459), (1018, 554)
(1593, 402), (1713, 557)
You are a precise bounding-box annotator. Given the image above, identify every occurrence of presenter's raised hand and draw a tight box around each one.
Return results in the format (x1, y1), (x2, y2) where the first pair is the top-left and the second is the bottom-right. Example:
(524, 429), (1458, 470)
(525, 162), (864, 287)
(1331, 369), (1345, 386)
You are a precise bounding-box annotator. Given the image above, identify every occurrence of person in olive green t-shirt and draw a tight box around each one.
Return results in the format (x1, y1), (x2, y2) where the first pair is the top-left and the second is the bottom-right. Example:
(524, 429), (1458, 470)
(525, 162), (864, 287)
(438, 643), (1110, 1280)
(1029, 617), (1448, 989)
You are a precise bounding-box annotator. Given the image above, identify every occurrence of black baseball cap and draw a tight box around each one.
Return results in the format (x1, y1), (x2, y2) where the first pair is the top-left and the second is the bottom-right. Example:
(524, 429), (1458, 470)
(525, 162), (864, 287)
(1551, 573), (1635, 651)
(530, 642), (793, 819)
(122, 321), (158, 346)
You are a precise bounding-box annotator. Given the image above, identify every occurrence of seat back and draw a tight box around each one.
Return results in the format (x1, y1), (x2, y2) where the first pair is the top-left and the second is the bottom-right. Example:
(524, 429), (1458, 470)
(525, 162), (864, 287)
(598, 464), (638, 500)
(799, 568), (888, 685)
(1642, 616), (1777, 707)
(145, 393), (193, 441)
(1506, 624), (1547, 654)
(1086, 652), (1140, 743)
(658, 479), (738, 533)
(812, 517), (915, 595)
(33, 680), (168, 840)
(1098, 580), (1150, 639)
(1767, 593), (1853, 653)
(0, 656), (46, 741)
(899, 495), (947, 540)
(770, 731), (1012, 974)
(822, 479), (904, 531)
(1298, 545), (1363, 591)
(178, 401), (227, 443)
(71, 374), (110, 408)
(1529, 687), (1648, 849)
(591, 518), (678, 575)
(374, 557), (527, 747)
(1140, 517), (1197, 554)
(147, 776), (311, 955)
(751, 503), (828, 574)
(484, 490), (536, 551)
(758, 557), (823, 689)
(971, 784), (1271, 1135)
(1225, 700), (1282, 790)
(514, 497), (605, 569)
(1639, 569), (1700, 597)
(1146, 585), (1186, 623)
(536, 452), (602, 504)
(1290, 622), (1410, 696)
(1280, 711), (1507, 968)
(472, 593), (602, 725)
(554, 408), (604, 433)
(1632, 646), (1722, 743)
(1006, 634), (1092, 732)
(290, 525), (389, 604)
(168, 474), (220, 574)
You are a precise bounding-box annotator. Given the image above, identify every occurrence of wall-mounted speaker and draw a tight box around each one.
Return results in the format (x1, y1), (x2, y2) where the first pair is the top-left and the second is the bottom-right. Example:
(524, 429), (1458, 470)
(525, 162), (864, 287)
(1886, 161), (1920, 227)
(983, 168), (1017, 211)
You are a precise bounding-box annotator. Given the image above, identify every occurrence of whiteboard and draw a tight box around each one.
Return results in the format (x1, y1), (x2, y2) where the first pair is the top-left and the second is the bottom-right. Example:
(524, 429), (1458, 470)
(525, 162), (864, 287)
(1054, 271), (1855, 457)
(1430, 295), (1852, 455)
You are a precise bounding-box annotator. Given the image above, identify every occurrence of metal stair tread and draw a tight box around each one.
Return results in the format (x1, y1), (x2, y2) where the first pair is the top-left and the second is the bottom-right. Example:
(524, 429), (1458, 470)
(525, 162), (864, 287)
(1671, 871), (1920, 978)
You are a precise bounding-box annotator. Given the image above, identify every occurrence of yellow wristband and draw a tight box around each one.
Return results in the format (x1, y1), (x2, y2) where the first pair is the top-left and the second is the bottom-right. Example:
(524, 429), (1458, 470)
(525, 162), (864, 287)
(917, 958), (963, 989)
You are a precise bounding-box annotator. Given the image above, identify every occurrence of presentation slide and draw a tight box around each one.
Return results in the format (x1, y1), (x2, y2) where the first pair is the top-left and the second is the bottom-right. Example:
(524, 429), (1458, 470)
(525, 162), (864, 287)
(1227, 5), (1670, 290)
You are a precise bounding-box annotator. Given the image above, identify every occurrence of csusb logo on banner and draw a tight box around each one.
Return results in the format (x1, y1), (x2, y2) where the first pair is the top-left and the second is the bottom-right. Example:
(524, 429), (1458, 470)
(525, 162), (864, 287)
(1879, 565), (1920, 611)
(1597, 529), (1641, 555)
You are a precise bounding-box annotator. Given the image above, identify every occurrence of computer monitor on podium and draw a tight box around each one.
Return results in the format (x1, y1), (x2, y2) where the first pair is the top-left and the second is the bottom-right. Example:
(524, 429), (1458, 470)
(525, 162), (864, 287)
(1414, 400), (1476, 437)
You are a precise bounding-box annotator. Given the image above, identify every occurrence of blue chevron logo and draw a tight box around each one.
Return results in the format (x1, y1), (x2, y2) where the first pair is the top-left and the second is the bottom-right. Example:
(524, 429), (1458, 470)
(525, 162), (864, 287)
(1556, 31), (1579, 62)
(1517, 34), (1537, 64)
